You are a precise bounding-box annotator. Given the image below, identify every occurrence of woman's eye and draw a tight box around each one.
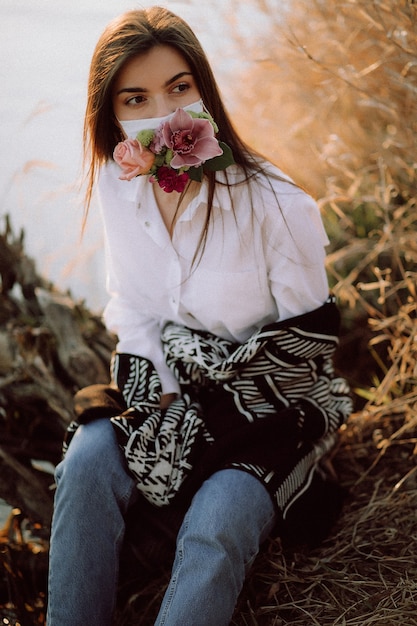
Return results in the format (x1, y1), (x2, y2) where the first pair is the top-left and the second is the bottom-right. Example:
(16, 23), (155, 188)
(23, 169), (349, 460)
(126, 95), (146, 106)
(173, 82), (190, 93)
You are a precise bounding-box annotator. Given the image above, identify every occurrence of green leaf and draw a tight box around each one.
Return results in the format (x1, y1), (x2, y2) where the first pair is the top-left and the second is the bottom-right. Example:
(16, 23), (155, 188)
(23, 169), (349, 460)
(164, 149), (174, 166)
(188, 166), (203, 182)
(203, 142), (235, 172)
(154, 153), (166, 168)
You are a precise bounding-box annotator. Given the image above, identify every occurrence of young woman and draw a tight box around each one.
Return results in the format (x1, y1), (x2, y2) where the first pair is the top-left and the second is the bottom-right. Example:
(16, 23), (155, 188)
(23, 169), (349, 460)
(47, 7), (351, 625)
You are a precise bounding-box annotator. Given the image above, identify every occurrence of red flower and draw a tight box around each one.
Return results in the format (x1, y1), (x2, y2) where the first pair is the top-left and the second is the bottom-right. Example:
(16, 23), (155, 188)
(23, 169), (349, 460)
(155, 167), (190, 193)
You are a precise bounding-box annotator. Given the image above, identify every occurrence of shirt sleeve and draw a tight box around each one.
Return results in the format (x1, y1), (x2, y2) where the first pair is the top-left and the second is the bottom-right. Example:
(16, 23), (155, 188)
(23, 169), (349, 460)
(103, 296), (181, 396)
(263, 185), (330, 321)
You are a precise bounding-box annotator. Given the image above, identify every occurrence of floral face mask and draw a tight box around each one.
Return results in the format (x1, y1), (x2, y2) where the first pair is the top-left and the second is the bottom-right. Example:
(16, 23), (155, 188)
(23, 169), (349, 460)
(113, 100), (234, 193)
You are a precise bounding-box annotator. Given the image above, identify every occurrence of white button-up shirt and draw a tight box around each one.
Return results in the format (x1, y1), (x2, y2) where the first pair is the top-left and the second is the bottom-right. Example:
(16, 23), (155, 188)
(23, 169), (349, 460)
(99, 161), (330, 395)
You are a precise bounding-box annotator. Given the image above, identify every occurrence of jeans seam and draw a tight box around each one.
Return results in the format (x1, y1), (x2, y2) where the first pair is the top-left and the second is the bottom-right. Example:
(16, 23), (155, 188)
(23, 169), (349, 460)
(244, 507), (276, 572)
(154, 470), (276, 626)
(157, 516), (188, 625)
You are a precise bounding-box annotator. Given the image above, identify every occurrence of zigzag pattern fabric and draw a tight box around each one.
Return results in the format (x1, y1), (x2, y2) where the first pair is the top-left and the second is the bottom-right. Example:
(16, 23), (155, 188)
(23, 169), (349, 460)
(110, 361), (214, 506)
(108, 298), (352, 513)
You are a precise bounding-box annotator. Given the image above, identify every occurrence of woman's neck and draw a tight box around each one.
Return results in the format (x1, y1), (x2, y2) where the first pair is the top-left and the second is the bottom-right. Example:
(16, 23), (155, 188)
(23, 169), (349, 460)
(153, 180), (199, 236)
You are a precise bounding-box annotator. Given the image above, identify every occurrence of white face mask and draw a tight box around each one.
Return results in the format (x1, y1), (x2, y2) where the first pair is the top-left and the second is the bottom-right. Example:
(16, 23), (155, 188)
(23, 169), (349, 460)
(118, 99), (205, 138)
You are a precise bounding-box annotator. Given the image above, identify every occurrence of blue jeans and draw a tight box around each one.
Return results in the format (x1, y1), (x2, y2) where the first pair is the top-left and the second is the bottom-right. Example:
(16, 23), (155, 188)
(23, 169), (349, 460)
(47, 419), (276, 626)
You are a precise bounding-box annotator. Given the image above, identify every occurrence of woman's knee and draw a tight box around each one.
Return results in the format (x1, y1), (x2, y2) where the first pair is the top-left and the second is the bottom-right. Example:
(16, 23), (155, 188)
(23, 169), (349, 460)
(54, 418), (137, 515)
(56, 419), (122, 486)
(182, 470), (276, 560)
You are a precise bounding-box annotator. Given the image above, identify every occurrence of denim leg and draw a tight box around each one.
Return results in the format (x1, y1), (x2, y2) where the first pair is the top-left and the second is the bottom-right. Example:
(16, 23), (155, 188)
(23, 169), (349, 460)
(155, 469), (277, 626)
(46, 419), (138, 626)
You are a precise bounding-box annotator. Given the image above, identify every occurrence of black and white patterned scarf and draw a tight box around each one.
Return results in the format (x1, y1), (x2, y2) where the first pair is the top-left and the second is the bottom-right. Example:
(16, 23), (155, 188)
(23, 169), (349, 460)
(103, 297), (352, 518)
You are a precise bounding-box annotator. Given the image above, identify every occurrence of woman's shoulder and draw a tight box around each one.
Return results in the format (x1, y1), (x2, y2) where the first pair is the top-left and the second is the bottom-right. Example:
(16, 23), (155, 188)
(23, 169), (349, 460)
(220, 161), (310, 196)
(252, 161), (309, 198)
(217, 161), (316, 216)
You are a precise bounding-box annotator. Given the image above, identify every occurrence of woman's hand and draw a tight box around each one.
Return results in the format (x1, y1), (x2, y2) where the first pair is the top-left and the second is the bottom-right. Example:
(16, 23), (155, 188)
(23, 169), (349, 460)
(160, 393), (177, 409)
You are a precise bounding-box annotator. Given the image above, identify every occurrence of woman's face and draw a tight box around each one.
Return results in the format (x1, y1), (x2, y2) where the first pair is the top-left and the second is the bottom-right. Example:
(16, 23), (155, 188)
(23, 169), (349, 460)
(113, 44), (201, 121)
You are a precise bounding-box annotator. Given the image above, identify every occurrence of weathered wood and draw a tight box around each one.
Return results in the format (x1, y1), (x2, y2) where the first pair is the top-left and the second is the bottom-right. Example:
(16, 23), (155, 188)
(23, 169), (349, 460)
(0, 447), (53, 527)
(0, 216), (116, 523)
(37, 289), (110, 389)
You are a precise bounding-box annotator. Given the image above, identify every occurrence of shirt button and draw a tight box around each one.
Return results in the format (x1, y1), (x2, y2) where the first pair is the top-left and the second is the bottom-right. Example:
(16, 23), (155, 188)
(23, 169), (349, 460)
(144, 221), (150, 227)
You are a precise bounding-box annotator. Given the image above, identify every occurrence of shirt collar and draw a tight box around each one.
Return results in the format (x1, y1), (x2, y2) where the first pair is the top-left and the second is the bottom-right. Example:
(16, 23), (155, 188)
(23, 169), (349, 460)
(101, 160), (241, 215)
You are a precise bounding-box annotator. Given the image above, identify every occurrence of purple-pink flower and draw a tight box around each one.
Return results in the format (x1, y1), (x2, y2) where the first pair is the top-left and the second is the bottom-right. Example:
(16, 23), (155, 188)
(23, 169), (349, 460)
(150, 125), (166, 154)
(113, 138), (155, 181)
(162, 109), (223, 169)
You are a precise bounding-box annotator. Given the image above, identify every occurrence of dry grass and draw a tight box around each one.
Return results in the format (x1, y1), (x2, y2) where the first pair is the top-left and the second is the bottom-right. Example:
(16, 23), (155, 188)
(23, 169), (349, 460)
(230, 0), (416, 194)
(229, 410), (417, 625)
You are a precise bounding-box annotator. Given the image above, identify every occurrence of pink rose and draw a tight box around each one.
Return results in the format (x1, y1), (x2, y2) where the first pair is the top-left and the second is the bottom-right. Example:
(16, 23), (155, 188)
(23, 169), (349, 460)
(162, 109), (223, 169)
(113, 139), (155, 181)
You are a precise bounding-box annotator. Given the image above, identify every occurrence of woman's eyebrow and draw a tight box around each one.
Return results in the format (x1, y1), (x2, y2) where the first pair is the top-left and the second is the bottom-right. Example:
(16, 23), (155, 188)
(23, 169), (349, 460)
(116, 87), (147, 95)
(116, 71), (193, 96)
(164, 71), (193, 86)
